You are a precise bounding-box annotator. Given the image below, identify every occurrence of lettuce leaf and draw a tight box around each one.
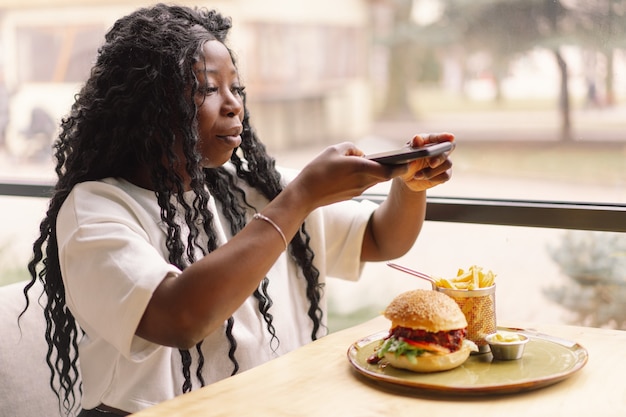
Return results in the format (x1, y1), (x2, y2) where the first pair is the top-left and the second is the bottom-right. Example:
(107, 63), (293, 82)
(377, 337), (427, 364)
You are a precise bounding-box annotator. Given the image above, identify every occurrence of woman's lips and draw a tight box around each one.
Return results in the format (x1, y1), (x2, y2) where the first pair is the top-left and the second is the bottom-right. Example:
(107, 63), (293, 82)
(217, 134), (242, 148)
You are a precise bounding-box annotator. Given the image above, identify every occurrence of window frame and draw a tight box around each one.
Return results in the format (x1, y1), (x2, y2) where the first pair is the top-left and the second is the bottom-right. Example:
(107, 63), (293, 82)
(3, 180), (625, 232)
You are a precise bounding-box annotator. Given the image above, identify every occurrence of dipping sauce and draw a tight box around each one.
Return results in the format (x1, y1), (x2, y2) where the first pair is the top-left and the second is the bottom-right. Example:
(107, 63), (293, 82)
(486, 331), (529, 361)
(491, 331), (523, 343)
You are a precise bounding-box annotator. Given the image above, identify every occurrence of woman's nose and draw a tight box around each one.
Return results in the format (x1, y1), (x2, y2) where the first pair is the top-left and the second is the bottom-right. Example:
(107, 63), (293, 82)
(223, 92), (243, 117)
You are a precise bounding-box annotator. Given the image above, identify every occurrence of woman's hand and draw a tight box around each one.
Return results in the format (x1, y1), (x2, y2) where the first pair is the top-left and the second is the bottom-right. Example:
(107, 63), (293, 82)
(400, 132), (455, 192)
(289, 142), (408, 212)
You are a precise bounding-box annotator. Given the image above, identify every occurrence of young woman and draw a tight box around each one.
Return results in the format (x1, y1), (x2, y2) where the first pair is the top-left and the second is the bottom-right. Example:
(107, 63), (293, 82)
(23, 4), (454, 416)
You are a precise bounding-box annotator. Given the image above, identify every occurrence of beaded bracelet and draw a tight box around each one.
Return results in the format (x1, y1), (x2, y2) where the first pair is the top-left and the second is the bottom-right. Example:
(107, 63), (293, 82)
(253, 213), (288, 250)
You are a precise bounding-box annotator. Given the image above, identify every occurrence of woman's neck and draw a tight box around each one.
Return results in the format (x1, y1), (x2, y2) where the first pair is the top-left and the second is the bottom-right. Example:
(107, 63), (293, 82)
(123, 167), (192, 192)
(122, 167), (155, 191)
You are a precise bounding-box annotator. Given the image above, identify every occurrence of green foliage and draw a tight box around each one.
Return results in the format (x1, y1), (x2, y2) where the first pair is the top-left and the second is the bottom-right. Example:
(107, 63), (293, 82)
(545, 231), (626, 329)
(0, 241), (30, 286)
(0, 266), (29, 286)
(327, 305), (381, 333)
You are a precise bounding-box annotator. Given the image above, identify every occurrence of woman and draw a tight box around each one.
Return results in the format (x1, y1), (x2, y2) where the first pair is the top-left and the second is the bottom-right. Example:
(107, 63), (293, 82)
(23, 4), (454, 416)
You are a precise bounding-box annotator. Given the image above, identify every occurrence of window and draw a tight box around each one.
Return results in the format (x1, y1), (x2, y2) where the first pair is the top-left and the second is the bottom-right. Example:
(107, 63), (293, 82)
(0, 0), (624, 331)
(15, 25), (102, 84)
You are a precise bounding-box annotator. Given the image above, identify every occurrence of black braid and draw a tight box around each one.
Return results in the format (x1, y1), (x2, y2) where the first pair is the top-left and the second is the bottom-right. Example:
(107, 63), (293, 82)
(255, 278), (279, 352)
(225, 317), (239, 376)
(195, 343), (206, 387)
(21, 4), (325, 415)
(179, 349), (193, 394)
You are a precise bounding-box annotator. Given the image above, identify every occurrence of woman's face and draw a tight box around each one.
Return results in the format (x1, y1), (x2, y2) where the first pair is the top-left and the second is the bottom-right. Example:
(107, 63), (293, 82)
(193, 40), (244, 168)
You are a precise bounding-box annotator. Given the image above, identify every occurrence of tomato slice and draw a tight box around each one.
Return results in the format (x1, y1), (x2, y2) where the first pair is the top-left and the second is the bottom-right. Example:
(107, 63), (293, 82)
(400, 338), (451, 354)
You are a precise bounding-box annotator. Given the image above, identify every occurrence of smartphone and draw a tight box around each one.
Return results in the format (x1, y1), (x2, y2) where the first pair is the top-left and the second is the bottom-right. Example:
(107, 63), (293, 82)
(365, 141), (454, 165)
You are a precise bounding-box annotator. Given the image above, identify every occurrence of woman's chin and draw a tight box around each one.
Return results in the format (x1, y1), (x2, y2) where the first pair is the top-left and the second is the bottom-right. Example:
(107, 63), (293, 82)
(200, 154), (233, 169)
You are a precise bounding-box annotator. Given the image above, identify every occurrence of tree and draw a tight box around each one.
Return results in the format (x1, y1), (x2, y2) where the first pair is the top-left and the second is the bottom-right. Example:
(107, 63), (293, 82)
(437, 0), (575, 141)
(541, 0), (573, 141)
(445, 1), (542, 102)
(567, 0), (626, 107)
(369, 0), (461, 119)
(545, 231), (626, 329)
(371, 0), (422, 120)
(379, 0), (418, 120)
(373, 0), (625, 138)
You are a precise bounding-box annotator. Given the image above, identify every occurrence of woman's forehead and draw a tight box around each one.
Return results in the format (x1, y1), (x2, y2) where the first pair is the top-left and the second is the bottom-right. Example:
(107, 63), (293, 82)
(194, 40), (237, 76)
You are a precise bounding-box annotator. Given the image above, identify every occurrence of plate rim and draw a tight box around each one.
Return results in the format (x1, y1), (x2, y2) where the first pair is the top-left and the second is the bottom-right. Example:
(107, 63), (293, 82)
(347, 327), (589, 395)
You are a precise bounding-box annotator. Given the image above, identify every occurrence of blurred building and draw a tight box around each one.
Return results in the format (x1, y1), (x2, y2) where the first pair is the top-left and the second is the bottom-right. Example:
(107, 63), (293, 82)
(0, 0), (384, 157)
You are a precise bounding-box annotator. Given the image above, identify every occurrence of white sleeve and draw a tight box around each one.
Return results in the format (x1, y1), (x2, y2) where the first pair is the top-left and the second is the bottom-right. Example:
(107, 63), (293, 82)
(57, 182), (180, 360)
(318, 198), (378, 281)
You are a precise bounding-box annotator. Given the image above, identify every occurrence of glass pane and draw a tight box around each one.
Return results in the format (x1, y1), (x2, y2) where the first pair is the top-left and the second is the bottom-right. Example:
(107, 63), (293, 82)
(0, 1), (623, 337)
(1, 9), (105, 181)
(0, 196), (47, 286)
(1, 1), (624, 205)
(327, 223), (626, 332)
(16, 25), (102, 84)
(262, 0), (626, 204)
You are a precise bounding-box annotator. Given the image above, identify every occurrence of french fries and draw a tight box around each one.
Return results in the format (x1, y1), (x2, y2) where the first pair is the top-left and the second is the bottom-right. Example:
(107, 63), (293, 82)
(433, 265), (496, 290)
(432, 265), (498, 348)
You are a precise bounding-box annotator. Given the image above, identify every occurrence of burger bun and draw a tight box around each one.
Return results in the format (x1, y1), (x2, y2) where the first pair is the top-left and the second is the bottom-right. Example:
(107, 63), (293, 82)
(382, 340), (477, 373)
(383, 289), (467, 332)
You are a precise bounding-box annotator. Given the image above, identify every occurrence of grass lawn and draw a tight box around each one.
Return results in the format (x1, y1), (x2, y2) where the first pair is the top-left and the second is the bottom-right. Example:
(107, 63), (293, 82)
(455, 141), (626, 187)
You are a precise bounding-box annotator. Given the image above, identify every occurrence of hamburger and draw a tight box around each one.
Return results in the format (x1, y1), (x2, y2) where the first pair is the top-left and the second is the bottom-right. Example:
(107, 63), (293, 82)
(371, 289), (478, 372)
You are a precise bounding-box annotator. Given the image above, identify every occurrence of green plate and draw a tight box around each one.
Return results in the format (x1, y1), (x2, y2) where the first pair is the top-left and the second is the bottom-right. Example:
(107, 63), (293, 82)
(347, 328), (588, 395)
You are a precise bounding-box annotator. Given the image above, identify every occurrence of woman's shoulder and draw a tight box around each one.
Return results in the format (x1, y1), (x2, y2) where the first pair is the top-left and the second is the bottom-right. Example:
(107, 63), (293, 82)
(69, 178), (154, 200)
(64, 178), (159, 220)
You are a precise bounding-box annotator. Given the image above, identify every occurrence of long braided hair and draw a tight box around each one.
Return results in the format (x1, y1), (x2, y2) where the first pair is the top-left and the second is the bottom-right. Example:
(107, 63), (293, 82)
(21, 4), (324, 415)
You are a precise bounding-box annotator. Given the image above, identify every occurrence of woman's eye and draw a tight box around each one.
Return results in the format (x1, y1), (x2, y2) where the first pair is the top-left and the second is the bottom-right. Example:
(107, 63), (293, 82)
(197, 84), (217, 96)
(199, 86), (244, 96)
(203, 86), (218, 95)
(232, 86), (246, 96)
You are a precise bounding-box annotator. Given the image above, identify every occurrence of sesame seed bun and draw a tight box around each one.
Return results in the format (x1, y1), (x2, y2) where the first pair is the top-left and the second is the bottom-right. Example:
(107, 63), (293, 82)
(383, 289), (467, 332)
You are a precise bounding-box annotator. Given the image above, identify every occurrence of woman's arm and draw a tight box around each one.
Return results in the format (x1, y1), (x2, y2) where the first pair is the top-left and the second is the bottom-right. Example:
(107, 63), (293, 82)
(361, 132), (455, 261)
(137, 142), (407, 349)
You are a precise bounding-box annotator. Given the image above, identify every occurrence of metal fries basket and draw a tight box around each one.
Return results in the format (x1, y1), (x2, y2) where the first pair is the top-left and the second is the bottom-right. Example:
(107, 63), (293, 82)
(437, 285), (496, 353)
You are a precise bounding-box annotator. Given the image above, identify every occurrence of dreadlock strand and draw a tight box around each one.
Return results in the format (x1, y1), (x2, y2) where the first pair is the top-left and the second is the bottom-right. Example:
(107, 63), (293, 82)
(225, 317), (239, 375)
(179, 349), (193, 393)
(195, 342), (206, 387)
(255, 278), (279, 352)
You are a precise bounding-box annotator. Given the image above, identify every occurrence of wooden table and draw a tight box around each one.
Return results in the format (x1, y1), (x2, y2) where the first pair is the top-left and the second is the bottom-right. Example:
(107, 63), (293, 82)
(132, 316), (626, 417)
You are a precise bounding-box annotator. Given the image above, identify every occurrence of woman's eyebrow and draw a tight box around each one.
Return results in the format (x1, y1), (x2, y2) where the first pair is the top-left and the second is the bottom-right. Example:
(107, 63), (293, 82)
(195, 65), (239, 78)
